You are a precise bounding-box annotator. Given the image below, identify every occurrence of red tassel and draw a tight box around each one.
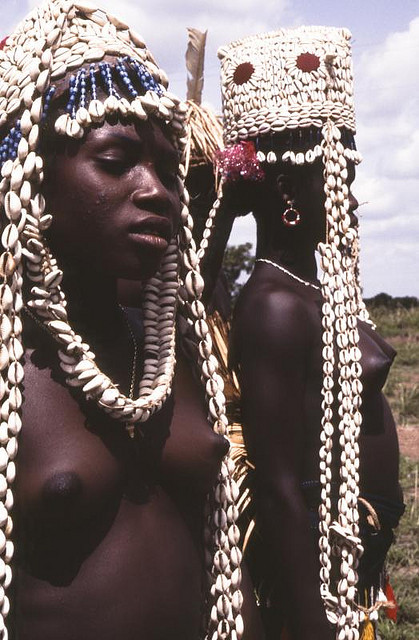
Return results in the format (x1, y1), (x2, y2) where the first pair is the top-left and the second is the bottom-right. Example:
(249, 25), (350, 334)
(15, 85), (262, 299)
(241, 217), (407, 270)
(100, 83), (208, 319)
(384, 578), (398, 622)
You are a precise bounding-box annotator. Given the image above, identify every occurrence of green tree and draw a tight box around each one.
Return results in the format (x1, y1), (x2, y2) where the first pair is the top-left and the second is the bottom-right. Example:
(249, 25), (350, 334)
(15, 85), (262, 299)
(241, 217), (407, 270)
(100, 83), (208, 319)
(222, 242), (254, 302)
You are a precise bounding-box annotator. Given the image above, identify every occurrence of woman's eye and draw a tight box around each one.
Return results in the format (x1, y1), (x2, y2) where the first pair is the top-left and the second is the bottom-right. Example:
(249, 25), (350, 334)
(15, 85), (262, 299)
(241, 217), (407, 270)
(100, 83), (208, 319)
(158, 160), (179, 188)
(161, 170), (178, 188)
(96, 156), (131, 175)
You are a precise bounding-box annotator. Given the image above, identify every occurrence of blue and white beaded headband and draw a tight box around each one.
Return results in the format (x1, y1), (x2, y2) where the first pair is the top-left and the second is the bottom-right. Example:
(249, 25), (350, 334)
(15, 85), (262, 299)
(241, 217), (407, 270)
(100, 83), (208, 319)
(218, 25), (362, 166)
(0, 56), (171, 170)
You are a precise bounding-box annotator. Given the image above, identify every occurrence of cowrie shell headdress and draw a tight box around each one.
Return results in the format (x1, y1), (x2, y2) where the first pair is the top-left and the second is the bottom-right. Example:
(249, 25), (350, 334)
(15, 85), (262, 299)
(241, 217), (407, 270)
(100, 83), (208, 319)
(218, 26), (361, 166)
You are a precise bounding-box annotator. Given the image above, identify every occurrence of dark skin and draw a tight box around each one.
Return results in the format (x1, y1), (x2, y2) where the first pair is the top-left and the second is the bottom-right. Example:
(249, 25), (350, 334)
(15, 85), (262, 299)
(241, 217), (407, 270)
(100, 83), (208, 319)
(186, 163), (235, 319)
(229, 160), (402, 640)
(13, 117), (232, 640)
(117, 161), (265, 640)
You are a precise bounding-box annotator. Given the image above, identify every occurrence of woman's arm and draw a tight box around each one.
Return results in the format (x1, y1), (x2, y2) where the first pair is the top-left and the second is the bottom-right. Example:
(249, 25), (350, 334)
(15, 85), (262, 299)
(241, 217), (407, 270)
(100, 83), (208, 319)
(233, 286), (334, 640)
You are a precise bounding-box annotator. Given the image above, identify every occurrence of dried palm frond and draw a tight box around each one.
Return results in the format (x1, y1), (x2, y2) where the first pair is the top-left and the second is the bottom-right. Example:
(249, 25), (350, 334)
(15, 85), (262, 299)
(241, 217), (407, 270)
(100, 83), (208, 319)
(186, 27), (207, 104)
(184, 29), (224, 171)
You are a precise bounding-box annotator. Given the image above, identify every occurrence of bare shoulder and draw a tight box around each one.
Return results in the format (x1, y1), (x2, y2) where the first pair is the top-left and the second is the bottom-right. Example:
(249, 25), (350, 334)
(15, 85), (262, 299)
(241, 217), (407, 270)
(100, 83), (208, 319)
(232, 270), (317, 360)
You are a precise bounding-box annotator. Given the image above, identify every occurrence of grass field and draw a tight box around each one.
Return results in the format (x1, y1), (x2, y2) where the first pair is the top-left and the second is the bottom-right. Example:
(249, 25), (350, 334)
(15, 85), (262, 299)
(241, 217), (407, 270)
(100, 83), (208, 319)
(368, 305), (419, 640)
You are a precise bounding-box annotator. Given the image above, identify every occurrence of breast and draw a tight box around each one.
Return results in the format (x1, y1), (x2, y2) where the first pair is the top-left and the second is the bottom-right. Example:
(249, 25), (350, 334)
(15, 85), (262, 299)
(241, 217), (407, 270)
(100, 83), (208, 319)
(16, 355), (126, 542)
(160, 353), (229, 496)
(358, 324), (396, 396)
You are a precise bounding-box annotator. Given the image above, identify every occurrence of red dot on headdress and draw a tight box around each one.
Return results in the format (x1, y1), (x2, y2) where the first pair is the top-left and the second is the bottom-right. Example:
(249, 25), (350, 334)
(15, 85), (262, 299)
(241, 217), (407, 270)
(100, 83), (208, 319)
(296, 52), (320, 72)
(233, 62), (255, 85)
(0, 36), (8, 50)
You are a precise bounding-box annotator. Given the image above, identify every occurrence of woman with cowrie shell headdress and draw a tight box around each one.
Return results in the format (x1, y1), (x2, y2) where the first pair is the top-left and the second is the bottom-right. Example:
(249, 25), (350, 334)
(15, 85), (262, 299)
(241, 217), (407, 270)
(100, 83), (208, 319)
(0, 2), (248, 638)
(197, 26), (404, 640)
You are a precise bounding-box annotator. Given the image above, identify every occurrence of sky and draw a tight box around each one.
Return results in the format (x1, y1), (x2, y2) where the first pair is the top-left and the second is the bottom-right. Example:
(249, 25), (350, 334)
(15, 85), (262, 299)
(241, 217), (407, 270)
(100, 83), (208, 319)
(2, 0), (419, 297)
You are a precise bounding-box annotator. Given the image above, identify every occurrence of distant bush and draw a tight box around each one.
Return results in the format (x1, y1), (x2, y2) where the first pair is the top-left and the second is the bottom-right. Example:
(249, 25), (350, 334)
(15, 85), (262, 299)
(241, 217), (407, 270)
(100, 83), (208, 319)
(365, 293), (419, 310)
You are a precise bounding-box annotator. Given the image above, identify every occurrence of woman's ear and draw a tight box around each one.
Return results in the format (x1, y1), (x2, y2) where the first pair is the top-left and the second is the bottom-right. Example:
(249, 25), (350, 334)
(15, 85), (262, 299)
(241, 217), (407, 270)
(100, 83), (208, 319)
(275, 172), (296, 208)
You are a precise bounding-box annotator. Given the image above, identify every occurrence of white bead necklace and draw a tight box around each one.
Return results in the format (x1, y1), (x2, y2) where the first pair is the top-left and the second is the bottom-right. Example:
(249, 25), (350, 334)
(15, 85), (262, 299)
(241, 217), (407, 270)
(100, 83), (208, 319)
(256, 258), (321, 291)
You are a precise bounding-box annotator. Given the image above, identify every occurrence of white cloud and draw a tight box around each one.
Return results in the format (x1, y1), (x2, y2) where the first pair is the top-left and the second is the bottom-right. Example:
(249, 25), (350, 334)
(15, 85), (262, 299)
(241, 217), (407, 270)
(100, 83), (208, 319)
(354, 16), (419, 295)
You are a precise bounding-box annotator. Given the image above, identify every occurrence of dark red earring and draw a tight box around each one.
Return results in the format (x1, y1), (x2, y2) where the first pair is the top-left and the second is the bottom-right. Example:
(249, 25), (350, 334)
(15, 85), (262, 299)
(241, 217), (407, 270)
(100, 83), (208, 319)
(282, 200), (301, 227)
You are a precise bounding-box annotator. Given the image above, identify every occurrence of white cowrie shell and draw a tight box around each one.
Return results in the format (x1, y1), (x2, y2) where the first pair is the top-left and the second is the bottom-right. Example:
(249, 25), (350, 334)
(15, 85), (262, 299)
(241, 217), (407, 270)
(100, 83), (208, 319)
(48, 319), (71, 334)
(17, 137), (29, 162)
(4, 192), (21, 221)
(88, 99), (105, 122)
(83, 373), (106, 394)
(23, 151), (36, 178)
(36, 68), (50, 93)
(30, 96), (43, 123)
(0, 285), (13, 310)
(20, 180), (31, 206)
(7, 362), (24, 385)
(54, 113), (69, 136)
(131, 99), (147, 120)
(100, 387), (119, 405)
(2, 224), (19, 248)
(1, 160), (13, 180)
(44, 269), (63, 288)
(75, 107), (91, 126)
(103, 95), (119, 114)
(28, 124), (39, 150)
(8, 338), (23, 360)
(10, 164), (24, 191)
(66, 118), (84, 139)
(83, 48), (105, 63)
(20, 109), (33, 135)
(0, 345), (9, 371)
(74, 360), (96, 374)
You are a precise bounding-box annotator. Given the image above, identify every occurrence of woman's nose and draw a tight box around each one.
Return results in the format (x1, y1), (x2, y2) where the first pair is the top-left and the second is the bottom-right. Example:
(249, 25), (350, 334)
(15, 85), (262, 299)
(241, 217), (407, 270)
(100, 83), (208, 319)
(130, 165), (170, 212)
(348, 191), (359, 213)
(348, 191), (359, 228)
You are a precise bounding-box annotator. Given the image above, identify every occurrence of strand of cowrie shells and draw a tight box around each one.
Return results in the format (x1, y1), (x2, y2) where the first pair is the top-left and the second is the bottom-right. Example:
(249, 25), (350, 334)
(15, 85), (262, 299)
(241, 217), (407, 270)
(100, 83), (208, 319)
(349, 232), (375, 328)
(20, 189), (179, 429)
(177, 185), (244, 640)
(196, 182), (224, 264)
(0, 133), (28, 640)
(317, 121), (364, 639)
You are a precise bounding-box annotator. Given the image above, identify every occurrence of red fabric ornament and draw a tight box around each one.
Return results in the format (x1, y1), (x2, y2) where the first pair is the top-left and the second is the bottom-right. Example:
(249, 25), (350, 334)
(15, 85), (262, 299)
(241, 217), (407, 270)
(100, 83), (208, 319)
(0, 37), (8, 50)
(216, 141), (265, 182)
(233, 62), (255, 85)
(296, 52), (320, 72)
(384, 578), (398, 622)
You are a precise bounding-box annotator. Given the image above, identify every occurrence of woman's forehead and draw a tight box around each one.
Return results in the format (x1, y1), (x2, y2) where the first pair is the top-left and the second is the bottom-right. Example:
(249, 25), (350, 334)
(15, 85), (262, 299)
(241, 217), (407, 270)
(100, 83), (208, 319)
(83, 118), (178, 153)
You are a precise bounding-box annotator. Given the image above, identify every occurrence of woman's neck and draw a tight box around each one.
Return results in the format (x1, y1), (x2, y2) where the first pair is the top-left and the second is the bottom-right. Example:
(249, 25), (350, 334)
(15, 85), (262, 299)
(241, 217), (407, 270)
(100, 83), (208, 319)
(256, 242), (319, 285)
(255, 213), (320, 284)
(57, 271), (122, 344)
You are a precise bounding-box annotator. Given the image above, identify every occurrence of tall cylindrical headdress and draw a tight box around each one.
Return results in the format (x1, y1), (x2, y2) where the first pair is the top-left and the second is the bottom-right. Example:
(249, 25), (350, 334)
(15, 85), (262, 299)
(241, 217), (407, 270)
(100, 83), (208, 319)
(218, 26), (361, 164)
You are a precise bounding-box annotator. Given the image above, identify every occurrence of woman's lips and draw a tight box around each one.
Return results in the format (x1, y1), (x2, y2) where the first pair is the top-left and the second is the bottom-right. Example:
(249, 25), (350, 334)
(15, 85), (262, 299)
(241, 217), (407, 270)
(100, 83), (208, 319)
(128, 216), (172, 249)
(129, 232), (169, 250)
